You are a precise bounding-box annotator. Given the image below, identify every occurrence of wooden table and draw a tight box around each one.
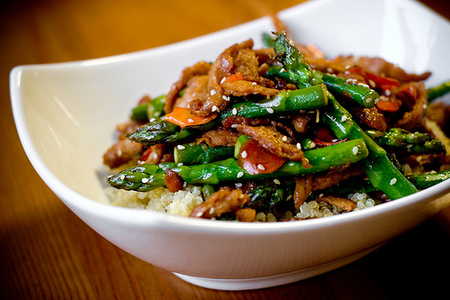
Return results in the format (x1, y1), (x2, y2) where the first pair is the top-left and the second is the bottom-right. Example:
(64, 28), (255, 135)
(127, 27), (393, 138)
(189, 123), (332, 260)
(1, 0), (449, 298)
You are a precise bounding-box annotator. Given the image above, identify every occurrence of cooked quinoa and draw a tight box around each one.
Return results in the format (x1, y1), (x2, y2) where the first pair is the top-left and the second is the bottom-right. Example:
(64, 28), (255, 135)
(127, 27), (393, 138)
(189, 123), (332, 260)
(106, 186), (381, 221)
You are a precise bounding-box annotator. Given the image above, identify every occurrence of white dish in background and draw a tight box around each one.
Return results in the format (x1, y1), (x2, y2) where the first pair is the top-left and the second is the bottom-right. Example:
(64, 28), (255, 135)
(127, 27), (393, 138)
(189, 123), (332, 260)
(10, 0), (450, 291)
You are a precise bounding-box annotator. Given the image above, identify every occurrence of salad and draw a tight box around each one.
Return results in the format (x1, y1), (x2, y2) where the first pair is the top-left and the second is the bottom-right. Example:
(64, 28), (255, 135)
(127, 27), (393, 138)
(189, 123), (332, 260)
(103, 27), (450, 222)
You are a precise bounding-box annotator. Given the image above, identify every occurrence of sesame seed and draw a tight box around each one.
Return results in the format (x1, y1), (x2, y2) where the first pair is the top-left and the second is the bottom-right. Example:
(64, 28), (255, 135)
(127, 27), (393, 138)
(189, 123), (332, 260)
(274, 179), (280, 185)
(266, 107), (274, 114)
(210, 89), (216, 96)
(390, 178), (397, 185)
(183, 181), (187, 188)
(177, 145), (185, 150)
(341, 115), (348, 122)
(296, 143), (302, 150)
(282, 136), (288, 142)
(241, 150), (248, 158)
(232, 108), (238, 115)
(231, 124), (238, 128)
(196, 212), (203, 217)
(141, 178), (149, 184)
(252, 82), (257, 85)
(237, 171), (244, 178)
(177, 163), (184, 166)
(117, 149), (122, 157)
(286, 195), (292, 200)
(187, 118), (194, 123)
(352, 146), (359, 155)
(222, 95), (230, 101)
(368, 79), (376, 88)
(257, 164), (265, 170)
(209, 207), (215, 214)
(119, 174), (125, 180)
(212, 105), (220, 113)
(220, 77), (226, 84)
(235, 183), (242, 187)
(384, 90), (391, 96)
(374, 97), (380, 104)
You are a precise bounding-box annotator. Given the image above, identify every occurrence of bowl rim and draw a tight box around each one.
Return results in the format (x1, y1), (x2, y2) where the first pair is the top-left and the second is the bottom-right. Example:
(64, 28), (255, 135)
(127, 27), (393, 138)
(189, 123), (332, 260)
(9, 0), (450, 234)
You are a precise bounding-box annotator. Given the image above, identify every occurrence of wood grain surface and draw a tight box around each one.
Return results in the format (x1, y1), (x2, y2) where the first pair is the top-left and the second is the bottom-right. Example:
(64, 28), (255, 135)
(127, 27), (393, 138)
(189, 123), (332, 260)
(1, 0), (449, 299)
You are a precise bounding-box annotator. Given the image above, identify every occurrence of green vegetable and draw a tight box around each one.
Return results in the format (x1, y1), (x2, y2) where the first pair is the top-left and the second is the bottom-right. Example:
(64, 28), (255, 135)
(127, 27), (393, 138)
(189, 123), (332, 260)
(427, 80), (450, 102)
(106, 138), (369, 192)
(234, 135), (250, 159)
(317, 71), (380, 108)
(148, 95), (166, 119)
(174, 143), (234, 165)
(220, 84), (328, 120)
(127, 117), (217, 147)
(272, 31), (323, 88)
(406, 170), (450, 189)
(366, 128), (446, 155)
(321, 94), (418, 200)
(266, 65), (380, 108)
(130, 95), (166, 121)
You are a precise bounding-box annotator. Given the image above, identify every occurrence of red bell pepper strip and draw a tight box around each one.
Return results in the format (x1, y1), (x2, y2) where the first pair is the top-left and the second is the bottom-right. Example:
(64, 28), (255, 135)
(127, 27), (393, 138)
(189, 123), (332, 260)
(237, 139), (286, 175)
(164, 107), (217, 128)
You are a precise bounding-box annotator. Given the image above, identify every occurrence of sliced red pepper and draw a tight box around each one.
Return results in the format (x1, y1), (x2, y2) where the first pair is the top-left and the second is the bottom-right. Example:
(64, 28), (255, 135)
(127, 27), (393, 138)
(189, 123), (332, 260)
(237, 139), (286, 175)
(348, 66), (399, 90)
(224, 72), (244, 83)
(365, 72), (399, 90)
(164, 107), (217, 128)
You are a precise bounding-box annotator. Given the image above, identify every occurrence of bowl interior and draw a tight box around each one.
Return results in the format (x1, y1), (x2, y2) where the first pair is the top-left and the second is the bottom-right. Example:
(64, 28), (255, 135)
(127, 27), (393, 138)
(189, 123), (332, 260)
(11, 0), (450, 207)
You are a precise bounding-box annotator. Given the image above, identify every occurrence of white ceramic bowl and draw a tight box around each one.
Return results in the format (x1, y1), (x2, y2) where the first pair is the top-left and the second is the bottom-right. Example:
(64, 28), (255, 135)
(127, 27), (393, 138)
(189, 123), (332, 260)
(10, 0), (450, 291)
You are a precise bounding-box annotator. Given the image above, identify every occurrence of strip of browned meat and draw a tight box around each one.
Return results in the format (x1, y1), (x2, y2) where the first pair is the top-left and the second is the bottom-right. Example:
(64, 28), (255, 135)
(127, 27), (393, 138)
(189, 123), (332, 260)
(317, 196), (357, 212)
(189, 188), (251, 220)
(221, 80), (280, 97)
(190, 39), (254, 116)
(394, 82), (428, 131)
(195, 128), (240, 148)
(235, 124), (310, 167)
(164, 60), (211, 114)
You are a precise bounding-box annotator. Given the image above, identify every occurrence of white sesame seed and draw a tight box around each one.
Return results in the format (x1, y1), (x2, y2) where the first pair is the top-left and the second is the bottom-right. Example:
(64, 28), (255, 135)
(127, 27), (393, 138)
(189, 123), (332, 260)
(209, 207), (215, 214)
(252, 81), (257, 85)
(282, 136), (288, 142)
(237, 171), (244, 178)
(141, 178), (149, 183)
(187, 118), (194, 123)
(241, 150), (248, 158)
(222, 95), (230, 101)
(232, 108), (238, 115)
(257, 164), (265, 170)
(231, 124), (238, 128)
(177, 145), (185, 150)
(390, 178), (397, 185)
(296, 143), (302, 150)
(212, 105), (220, 113)
(266, 107), (274, 114)
(384, 90), (391, 96)
(368, 79), (376, 88)
(119, 174), (125, 180)
(352, 146), (359, 155)
(196, 212), (203, 217)
(274, 179), (281, 185)
(235, 183), (242, 187)
(341, 115), (348, 122)
(210, 89), (216, 96)
(177, 163), (184, 166)
(117, 149), (122, 156)
(220, 77), (226, 84)
(183, 181), (187, 188)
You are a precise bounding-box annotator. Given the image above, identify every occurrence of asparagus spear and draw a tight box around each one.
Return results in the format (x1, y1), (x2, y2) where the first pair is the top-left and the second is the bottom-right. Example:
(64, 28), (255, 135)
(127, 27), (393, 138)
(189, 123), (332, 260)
(366, 128), (446, 155)
(272, 31), (323, 88)
(174, 143), (234, 165)
(127, 117), (217, 147)
(107, 138), (369, 192)
(266, 65), (380, 108)
(131, 95), (167, 121)
(322, 94), (418, 199)
(427, 80), (450, 102)
(220, 84), (328, 120)
(324, 169), (450, 194)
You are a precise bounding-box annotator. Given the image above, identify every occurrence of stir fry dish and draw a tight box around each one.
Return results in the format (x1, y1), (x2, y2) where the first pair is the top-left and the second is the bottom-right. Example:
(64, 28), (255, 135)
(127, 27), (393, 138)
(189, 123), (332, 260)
(103, 29), (450, 222)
